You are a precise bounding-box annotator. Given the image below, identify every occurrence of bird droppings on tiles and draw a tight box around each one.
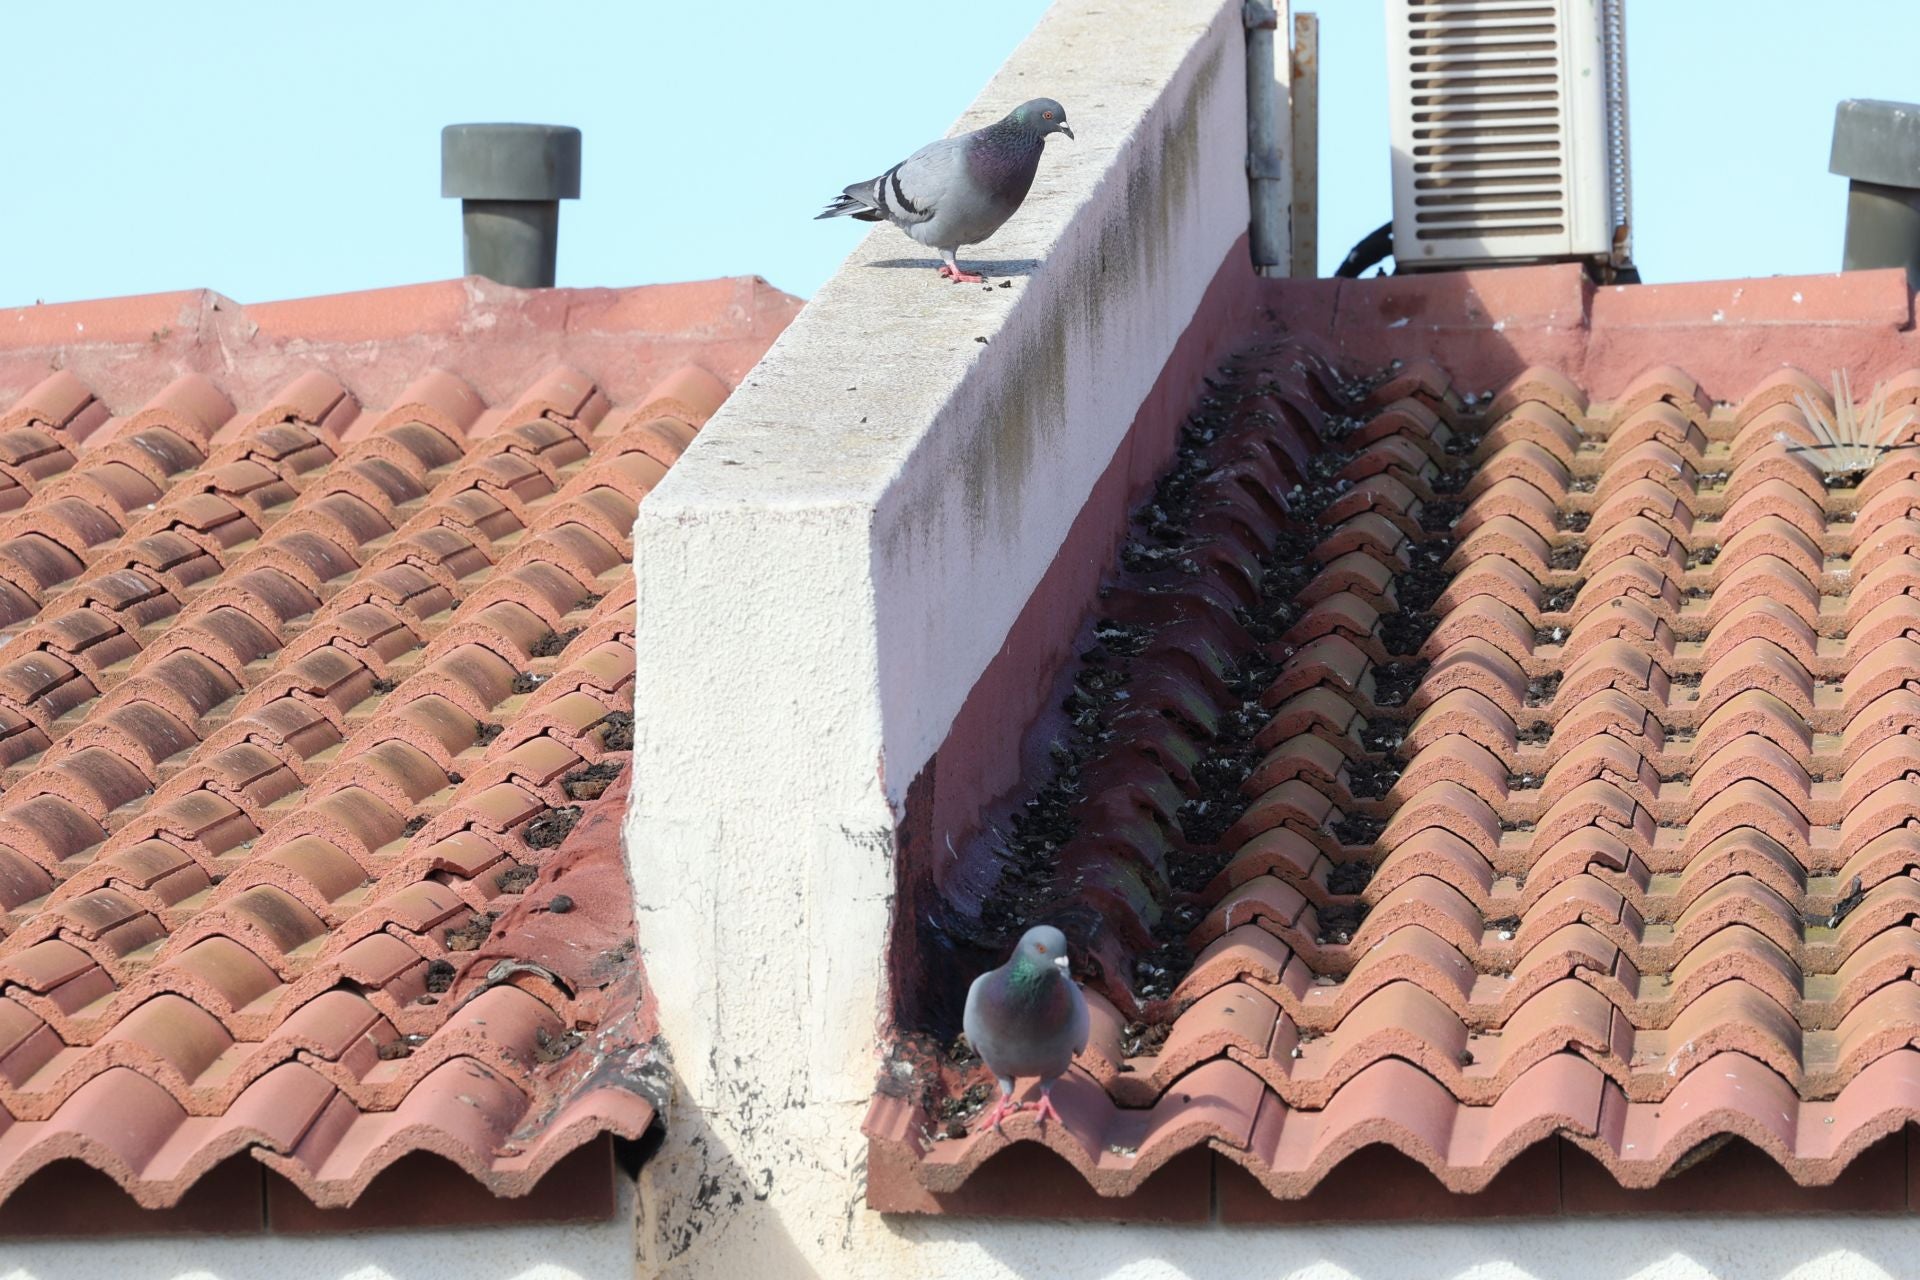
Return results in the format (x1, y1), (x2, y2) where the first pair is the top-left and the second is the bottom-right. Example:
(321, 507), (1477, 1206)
(1326, 861), (1374, 895)
(530, 628), (583, 658)
(534, 1027), (584, 1064)
(564, 760), (625, 801)
(936, 1082), (994, 1139)
(379, 1033), (429, 1061)
(524, 806), (583, 849)
(445, 912), (500, 952)
(872, 342), (1920, 1203)
(599, 711), (635, 751)
(498, 864), (539, 894)
(1120, 1019), (1172, 1059)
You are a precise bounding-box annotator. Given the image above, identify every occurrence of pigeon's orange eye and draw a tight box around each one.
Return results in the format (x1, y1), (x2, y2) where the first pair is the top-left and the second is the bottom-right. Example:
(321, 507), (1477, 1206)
(1043, 111), (1055, 120)
(1035, 944), (1049, 953)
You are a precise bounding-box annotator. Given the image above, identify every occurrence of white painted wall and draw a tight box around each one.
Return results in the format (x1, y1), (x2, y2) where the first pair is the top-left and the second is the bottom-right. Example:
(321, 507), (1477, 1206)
(0, 1179), (636, 1279)
(873, 1216), (1920, 1280)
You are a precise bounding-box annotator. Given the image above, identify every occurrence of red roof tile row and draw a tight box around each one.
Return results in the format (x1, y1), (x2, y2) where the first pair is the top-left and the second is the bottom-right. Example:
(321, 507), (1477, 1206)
(0, 353), (716, 1212)
(870, 338), (1920, 1206)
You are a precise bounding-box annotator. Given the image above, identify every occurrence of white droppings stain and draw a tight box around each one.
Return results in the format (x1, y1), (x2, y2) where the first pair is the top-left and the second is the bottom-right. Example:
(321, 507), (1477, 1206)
(1710, 310), (1725, 323)
(74, 322), (84, 334)
(1492, 320), (1507, 332)
(1792, 291), (1805, 304)
(1387, 317), (1410, 329)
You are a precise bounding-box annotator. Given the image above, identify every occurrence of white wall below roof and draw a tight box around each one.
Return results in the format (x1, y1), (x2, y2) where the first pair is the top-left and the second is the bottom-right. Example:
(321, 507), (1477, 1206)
(889, 1214), (1919, 1279)
(20, 1206), (1909, 1280)
(0, 1180), (636, 1280)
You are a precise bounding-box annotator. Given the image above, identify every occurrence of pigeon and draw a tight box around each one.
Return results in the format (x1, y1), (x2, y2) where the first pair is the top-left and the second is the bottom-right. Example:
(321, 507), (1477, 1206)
(815, 98), (1073, 284)
(963, 924), (1089, 1132)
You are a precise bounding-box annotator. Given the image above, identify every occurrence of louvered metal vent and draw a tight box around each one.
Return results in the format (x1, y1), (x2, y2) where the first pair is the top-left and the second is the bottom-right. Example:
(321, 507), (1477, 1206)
(1387, 0), (1632, 269)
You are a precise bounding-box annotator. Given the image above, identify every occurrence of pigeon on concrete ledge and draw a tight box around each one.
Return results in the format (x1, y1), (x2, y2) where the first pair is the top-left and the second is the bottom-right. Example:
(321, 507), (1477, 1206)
(815, 99), (1073, 283)
(962, 924), (1089, 1132)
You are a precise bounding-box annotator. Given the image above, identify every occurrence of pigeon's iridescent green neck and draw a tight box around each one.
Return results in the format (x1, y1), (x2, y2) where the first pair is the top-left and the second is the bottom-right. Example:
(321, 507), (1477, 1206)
(1005, 950), (1054, 992)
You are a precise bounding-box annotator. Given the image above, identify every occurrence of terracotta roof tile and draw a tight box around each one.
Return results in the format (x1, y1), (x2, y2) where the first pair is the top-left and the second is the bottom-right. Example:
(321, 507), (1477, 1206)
(873, 325), (1920, 1212)
(0, 276), (798, 1224)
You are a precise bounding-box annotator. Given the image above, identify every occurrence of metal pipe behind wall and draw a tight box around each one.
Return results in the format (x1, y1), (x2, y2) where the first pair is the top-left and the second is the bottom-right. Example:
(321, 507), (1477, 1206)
(1245, 0), (1288, 275)
(1289, 12), (1319, 278)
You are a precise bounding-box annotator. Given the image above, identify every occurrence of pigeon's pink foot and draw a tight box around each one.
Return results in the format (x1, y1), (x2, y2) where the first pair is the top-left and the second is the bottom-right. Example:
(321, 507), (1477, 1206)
(974, 1092), (1024, 1134)
(938, 263), (986, 284)
(1030, 1090), (1065, 1129)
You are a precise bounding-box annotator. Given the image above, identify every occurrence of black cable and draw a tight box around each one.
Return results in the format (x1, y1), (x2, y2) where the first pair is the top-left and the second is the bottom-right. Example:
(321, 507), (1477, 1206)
(1334, 221), (1394, 279)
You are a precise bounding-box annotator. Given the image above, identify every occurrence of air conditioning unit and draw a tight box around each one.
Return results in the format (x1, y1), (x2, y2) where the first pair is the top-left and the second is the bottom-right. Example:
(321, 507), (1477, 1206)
(1386, 0), (1633, 272)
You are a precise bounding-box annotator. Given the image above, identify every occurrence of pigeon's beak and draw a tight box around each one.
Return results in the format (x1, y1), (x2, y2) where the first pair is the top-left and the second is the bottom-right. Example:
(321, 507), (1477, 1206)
(1054, 955), (1071, 974)
(1058, 124), (1075, 140)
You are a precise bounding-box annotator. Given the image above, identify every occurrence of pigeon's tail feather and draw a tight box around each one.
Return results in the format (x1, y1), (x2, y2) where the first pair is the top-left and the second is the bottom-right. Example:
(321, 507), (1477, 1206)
(815, 187), (884, 221)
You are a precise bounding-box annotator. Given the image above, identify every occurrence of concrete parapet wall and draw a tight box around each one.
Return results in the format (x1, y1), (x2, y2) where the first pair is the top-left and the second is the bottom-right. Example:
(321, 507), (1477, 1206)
(626, 1), (1255, 1274)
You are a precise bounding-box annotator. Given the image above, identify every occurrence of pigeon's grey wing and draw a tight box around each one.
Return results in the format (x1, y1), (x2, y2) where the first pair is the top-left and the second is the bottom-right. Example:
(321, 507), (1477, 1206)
(871, 135), (967, 229)
(1068, 982), (1090, 1058)
(962, 969), (991, 1056)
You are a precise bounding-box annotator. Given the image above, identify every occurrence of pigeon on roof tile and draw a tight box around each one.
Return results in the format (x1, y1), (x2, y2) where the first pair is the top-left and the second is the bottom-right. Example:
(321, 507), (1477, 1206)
(963, 924), (1089, 1131)
(815, 98), (1073, 284)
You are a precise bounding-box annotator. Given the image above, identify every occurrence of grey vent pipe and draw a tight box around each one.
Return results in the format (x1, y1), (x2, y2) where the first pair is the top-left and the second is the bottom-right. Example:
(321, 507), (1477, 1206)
(1244, 0), (1287, 275)
(441, 124), (581, 287)
(1830, 100), (1920, 289)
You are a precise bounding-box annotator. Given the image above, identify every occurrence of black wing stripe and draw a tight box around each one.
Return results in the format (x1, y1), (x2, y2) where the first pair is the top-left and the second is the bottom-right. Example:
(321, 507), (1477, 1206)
(889, 166), (922, 217)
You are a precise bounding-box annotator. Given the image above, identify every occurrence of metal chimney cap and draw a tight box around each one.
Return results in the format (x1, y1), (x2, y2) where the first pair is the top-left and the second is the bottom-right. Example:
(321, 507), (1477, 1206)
(441, 124), (581, 201)
(1830, 100), (1920, 189)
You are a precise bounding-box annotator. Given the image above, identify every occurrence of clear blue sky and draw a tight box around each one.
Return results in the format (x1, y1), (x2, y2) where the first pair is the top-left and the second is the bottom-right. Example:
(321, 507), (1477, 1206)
(3, 1), (1917, 308)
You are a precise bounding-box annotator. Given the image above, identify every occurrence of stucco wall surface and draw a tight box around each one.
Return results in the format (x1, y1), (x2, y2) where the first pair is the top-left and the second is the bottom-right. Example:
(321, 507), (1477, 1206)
(875, 1216), (1920, 1280)
(0, 1180), (636, 1280)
